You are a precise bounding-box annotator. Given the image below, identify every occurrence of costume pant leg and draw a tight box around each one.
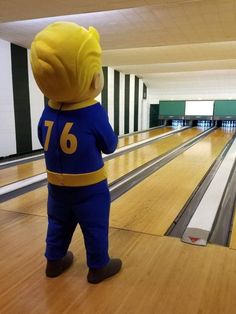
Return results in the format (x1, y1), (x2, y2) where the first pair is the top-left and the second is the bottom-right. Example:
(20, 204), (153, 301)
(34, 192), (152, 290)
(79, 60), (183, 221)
(74, 188), (111, 269)
(45, 193), (77, 261)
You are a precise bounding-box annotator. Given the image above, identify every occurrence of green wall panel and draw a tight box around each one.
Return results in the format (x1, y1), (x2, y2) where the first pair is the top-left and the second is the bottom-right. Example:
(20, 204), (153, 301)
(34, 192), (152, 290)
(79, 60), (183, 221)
(101, 66), (108, 112)
(124, 75), (130, 134)
(159, 101), (185, 116)
(150, 104), (160, 128)
(134, 76), (139, 132)
(214, 100), (236, 116)
(114, 70), (120, 135)
(11, 44), (32, 154)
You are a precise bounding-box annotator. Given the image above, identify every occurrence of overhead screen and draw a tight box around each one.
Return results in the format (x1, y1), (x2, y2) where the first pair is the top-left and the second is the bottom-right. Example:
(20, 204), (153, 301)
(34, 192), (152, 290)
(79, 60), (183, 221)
(185, 101), (214, 116)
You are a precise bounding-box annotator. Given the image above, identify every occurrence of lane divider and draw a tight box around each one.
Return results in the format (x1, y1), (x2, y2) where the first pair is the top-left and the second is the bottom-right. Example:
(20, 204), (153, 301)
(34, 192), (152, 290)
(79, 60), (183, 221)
(182, 137), (236, 246)
(166, 133), (235, 238)
(0, 173), (47, 197)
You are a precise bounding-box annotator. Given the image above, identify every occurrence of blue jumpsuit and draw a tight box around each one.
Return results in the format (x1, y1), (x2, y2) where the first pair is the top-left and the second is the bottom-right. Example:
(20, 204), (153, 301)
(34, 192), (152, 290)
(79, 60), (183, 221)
(38, 99), (118, 269)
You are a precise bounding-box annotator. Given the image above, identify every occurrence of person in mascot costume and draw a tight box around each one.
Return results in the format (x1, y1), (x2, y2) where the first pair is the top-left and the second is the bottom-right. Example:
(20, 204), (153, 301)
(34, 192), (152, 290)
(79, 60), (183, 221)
(30, 21), (122, 284)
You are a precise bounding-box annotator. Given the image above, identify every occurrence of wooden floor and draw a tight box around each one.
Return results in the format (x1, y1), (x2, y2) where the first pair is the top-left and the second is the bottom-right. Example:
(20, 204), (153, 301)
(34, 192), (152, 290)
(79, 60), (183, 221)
(1, 127), (236, 313)
(0, 126), (172, 187)
(1, 209), (236, 314)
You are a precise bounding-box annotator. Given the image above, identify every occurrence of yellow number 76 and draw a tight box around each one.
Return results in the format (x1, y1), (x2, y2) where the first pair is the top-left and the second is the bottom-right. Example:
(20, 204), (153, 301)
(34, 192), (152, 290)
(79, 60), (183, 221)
(44, 120), (78, 154)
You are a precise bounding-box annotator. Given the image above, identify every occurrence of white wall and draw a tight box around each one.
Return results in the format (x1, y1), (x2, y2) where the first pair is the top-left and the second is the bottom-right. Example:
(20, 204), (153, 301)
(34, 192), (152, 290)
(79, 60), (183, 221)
(0, 39), (16, 157)
(27, 50), (44, 150)
(119, 72), (125, 135)
(138, 79), (144, 130)
(142, 89), (150, 130)
(147, 70), (236, 101)
(129, 74), (135, 133)
(107, 67), (114, 128)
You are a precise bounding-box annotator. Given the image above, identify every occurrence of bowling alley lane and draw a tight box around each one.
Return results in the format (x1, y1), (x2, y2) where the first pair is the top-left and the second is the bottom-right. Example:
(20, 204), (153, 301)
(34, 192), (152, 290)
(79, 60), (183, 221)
(0, 158), (46, 188)
(0, 127), (203, 216)
(0, 126), (173, 187)
(117, 126), (172, 147)
(107, 127), (203, 183)
(110, 128), (235, 236)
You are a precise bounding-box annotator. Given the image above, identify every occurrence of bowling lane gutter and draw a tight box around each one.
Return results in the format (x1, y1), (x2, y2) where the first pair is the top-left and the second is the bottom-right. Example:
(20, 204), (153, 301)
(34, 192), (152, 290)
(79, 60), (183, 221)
(0, 127), (188, 201)
(166, 132), (236, 244)
(0, 126), (164, 169)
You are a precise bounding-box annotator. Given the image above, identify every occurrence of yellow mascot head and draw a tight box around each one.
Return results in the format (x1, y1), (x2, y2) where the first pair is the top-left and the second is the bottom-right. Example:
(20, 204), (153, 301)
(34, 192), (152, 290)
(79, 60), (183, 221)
(30, 22), (103, 104)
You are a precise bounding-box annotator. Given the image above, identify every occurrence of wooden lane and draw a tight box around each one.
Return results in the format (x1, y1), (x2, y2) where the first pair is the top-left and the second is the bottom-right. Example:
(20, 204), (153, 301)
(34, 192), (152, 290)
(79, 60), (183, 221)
(0, 186), (48, 216)
(1, 209), (236, 313)
(110, 128), (235, 236)
(118, 126), (172, 148)
(107, 127), (203, 183)
(0, 158), (46, 188)
(0, 128), (203, 216)
(0, 127), (172, 187)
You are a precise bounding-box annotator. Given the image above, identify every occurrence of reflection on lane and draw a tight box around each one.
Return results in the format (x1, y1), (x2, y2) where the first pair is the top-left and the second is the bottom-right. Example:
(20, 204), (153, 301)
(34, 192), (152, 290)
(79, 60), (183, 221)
(110, 128), (235, 236)
(118, 127), (173, 148)
(107, 127), (203, 183)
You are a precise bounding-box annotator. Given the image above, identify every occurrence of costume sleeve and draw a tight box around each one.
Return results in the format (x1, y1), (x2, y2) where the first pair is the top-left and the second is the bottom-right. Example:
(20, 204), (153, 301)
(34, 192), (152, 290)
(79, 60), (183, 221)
(94, 106), (118, 154)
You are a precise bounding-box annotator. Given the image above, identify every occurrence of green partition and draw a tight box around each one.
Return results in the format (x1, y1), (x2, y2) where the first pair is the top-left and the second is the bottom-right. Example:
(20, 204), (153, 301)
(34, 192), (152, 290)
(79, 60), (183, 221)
(159, 101), (185, 117)
(214, 100), (236, 116)
(150, 104), (161, 128)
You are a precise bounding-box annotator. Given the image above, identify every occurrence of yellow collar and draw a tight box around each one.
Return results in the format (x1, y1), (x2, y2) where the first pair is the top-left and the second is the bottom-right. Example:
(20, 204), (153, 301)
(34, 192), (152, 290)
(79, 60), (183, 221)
(48, 99), (98, 111)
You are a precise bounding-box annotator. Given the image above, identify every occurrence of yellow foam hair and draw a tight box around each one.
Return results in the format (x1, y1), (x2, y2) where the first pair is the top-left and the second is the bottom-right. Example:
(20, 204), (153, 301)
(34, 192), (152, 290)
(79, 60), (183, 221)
(30, 22), (101, 103)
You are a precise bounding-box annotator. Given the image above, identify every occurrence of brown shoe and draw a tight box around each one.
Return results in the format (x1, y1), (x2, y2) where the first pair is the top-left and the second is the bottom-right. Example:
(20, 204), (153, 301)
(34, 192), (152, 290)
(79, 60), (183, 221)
(87, 258), (122, 284)
(46, 251), (74, 278)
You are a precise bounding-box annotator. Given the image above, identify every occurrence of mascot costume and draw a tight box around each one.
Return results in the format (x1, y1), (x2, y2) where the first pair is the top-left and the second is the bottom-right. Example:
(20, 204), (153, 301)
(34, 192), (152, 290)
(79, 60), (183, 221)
(30, 22), (122, 283)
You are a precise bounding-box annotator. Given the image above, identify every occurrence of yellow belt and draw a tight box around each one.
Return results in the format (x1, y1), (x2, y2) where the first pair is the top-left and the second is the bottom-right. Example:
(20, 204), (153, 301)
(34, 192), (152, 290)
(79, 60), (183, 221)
(47, 166), (107, 187)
